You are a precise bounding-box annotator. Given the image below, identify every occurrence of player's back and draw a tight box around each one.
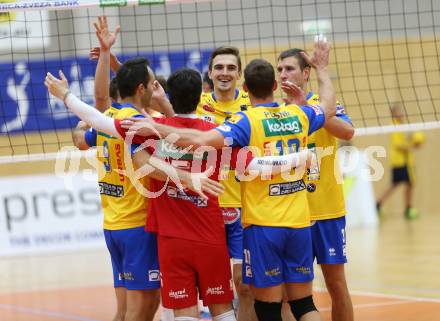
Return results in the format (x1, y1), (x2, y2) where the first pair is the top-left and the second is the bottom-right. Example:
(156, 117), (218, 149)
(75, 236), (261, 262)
(237, 103), (313, 228)
(96, 104), (148, 230)
(147, 116), (226, 245)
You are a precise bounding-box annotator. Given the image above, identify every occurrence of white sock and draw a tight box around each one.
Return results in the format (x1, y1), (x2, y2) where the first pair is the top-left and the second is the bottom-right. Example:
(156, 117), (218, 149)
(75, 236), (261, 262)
(175, 317), (199, 321)
(213, 310), (236, 321)
(161, 306), (174, 321)
(198, 299), (210, 313)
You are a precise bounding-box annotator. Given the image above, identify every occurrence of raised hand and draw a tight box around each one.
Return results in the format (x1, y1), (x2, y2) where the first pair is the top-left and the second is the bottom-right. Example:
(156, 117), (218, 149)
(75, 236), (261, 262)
(89, 46), (122, 73)
(152, 80), (166, 103)
(93, 16), (120, 51)
(301, 34), (331, 70)
(45, 70), (70, 101)
(89, 46), (101, 61)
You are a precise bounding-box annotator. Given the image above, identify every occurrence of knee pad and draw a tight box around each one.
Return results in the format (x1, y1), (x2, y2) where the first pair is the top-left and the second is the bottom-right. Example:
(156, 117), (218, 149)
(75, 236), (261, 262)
(253, 300), (282, 321)
(289, 295), (318, 321)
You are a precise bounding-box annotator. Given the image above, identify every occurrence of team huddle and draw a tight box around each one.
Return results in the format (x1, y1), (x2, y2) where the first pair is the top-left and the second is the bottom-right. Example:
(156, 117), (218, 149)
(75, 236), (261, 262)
(45, 16), (354, 321)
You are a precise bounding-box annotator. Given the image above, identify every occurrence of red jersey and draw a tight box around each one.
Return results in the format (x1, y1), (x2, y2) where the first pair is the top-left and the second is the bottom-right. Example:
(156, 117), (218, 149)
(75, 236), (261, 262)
(114, 115), (252, 245)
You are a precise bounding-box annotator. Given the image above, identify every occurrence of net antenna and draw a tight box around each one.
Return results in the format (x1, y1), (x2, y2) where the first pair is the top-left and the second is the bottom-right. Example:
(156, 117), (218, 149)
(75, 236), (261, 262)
(0, 0), (439, 166)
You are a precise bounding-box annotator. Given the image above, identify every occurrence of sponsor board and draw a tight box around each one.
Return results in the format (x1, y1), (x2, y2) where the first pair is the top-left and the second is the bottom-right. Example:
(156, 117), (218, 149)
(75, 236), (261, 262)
(0, 9), (50, 51)
(0, 0), (163, 11)
(0, 172), (104, 256)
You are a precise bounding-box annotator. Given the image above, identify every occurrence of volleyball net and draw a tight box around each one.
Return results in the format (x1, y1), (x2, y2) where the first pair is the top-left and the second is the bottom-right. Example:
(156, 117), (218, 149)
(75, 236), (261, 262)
(0, 0), (439, 162)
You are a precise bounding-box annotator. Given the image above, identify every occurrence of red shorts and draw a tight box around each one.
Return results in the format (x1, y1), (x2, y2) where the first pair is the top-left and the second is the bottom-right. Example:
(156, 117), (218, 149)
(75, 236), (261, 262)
(158, 236), (234, 309)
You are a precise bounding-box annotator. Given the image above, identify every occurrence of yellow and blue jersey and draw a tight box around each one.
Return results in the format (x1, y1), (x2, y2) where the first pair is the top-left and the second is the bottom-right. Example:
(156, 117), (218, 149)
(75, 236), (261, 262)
(389, 120), (425, 182)
(216, 101), (325, 228)
(304, 92), (353, 221)
(85, 102), (148, 230)
(196, 88), (252, 208)
(389, 120), (425, 168)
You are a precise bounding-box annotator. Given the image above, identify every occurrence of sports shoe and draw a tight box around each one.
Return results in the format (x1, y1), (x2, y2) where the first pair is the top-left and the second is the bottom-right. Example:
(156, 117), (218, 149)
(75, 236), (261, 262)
(405, 207), (418, 220)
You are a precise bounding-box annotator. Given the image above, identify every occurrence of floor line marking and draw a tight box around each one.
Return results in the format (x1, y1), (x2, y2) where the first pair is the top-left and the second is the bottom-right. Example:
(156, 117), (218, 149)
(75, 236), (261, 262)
(314, 287), (440, 303)
(319, 300), (415, 312)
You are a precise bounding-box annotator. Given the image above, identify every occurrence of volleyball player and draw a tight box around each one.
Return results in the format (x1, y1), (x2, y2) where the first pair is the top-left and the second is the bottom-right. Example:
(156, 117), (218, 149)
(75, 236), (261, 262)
(119, 68), (239, 321)
(48, 57), (223, 321)
(196, 46), (255, 321)
(277, 46), (355, 321)
(72, 17), (162, 321)
(376, 103), (425, 219)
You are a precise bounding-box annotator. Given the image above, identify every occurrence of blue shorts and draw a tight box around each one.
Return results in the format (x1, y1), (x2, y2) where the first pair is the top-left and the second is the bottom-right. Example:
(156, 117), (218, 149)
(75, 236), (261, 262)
(104, 226), (160, 290)
(242, 225), (314, 288)
(311, 216), (347, 265)
(222, 207), (243, 262)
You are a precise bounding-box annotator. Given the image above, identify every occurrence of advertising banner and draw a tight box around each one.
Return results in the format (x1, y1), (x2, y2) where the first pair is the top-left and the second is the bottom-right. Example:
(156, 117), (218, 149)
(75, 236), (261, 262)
(0, 172), (104, 256)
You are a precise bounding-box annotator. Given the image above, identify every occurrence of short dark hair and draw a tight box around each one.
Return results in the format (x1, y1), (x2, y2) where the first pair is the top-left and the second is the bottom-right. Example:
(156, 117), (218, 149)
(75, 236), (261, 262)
(167, 68), (202, 114)
(203, 71), (213, 90)
(109, 77), (119, 101)
(277, 48), (310, 71)
(244, 59), (275, 99)
(116, 57), (151, 99)
(208, 46), (242, 72)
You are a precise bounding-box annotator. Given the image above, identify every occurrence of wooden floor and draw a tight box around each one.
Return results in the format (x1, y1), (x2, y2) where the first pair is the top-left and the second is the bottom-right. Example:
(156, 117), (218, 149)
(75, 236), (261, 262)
(1, 209), (440, 321)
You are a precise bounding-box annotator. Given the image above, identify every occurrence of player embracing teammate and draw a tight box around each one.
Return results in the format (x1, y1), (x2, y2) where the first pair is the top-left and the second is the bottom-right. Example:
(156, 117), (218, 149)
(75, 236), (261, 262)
(45, 14), (355, 321)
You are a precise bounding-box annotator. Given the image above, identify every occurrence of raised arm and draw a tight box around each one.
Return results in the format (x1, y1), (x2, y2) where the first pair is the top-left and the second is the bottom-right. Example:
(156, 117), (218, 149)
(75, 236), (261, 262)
(89, 47), (122, 74)
(148, 81), (175, 117)
(45, 70), (121, 138)
(301, 35), (336, 121)
(93, 16), (120, 112)
(324, 116), (354, 140)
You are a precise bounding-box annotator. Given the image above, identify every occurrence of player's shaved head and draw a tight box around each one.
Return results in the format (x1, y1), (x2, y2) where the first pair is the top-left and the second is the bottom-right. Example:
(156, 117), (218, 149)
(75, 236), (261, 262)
(167, 68), (202, 114)
(244, 59), (275, 99)
(208, 46), (242, 72)
(278, 48), (310, 71)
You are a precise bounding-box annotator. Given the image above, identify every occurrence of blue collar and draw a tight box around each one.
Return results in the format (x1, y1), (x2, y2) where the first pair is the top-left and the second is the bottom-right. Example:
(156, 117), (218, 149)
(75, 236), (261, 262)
(306, 91), (314, 100)
(211, 88), (239, 102)
(255, 102), (280, 108)
(111, 101), (122, 109)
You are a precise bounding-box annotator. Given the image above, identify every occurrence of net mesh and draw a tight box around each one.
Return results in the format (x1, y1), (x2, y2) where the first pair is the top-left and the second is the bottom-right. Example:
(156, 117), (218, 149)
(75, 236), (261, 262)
(0, 0), (439, 160)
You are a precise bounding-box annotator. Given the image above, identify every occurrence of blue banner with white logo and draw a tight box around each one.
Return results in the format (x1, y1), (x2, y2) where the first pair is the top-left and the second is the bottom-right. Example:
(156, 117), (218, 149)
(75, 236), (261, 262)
(0, 49), (212, 134)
